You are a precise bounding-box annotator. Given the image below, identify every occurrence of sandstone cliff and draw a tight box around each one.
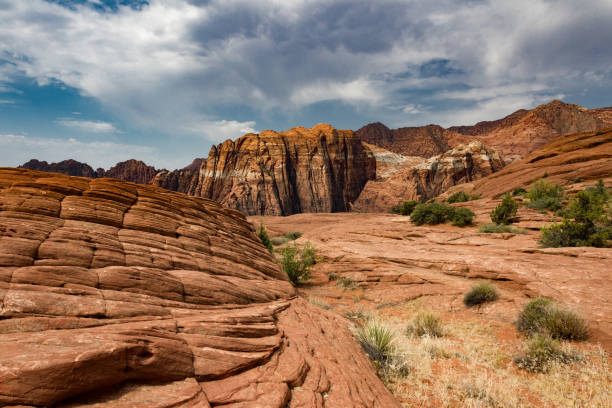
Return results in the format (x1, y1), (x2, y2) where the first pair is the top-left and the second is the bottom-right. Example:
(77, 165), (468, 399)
(151, 158), (205, 194)
(100, 159), (157, 184)
(355, 122), (451, 157)
(0, 168), (399, 407)
(199, 123), (376, 216)
(352, 141), (504, 212)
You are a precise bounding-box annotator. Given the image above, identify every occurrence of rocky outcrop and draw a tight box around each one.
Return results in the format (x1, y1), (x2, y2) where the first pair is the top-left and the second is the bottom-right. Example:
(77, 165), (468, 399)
(199, 124), (376, 216)
(151, 158), (205, 195)
(352, 141), (504, 212)
(100, 159), (157, 184)
(0, 168), (399, 407)
(442, 127), (612, 199)
(20, 158), (97, 178)
(356, 122), (452, 157)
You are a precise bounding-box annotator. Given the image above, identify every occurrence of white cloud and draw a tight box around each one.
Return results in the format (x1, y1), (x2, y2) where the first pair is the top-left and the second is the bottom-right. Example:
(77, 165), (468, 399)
(55, 119), (118, 133)
(182, 119), (257, 143)
(290, 78), (383, 106)
(0, 133), (155, 169)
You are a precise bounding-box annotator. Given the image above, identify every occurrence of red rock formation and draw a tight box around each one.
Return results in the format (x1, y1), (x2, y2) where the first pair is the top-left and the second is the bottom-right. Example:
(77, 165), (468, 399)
(151, 158), (205, 195)
(355, 122), (451, 157)
(20, 158), (97, 178)
(352, 141), (504, 212)
(442, 127), (612, 199)
(0, 168), (399, 407)
(101, 159), (158, 184)
(199, 124), (376, 216)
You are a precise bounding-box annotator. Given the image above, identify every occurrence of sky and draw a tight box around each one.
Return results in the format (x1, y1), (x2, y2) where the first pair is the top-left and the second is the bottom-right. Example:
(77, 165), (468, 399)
(0, 0), (611, 170)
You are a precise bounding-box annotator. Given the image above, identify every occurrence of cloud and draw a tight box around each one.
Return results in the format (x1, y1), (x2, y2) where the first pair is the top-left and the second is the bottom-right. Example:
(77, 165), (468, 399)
(55, 118), (119, 133)
(181, 119), (257, 142)
(0, 133), (155, 169)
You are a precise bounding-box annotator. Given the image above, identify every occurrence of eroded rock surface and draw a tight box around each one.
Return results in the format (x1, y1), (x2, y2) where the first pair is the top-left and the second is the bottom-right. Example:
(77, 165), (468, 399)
(199, 124), (376, 216)
(0, 168), (398, 407)
(356, 122), (452, 157)
(353, 141), (504, 212)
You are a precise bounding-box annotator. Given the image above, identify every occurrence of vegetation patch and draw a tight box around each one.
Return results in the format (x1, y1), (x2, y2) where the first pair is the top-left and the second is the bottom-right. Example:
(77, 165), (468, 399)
(524, 179), (564, 211)
(390, 200), (419, 216)
(277, 241), (316, 286)
(257, 222), (274, 253)
(447, 191), (481, 204)
(355, 318), (409, 381)
(478, 223), (527, 234)
(514, 335), (576, 373)
(490, 193), (519, 225)
(407, 311), (444, 338)
(336, 276), (358, 291)
(410, 202), (474, 227)
(463, 282), (499, 307)
(270, 231), (303, 246)
(517, 297), (589, 341)
(512, 187), (527, 196)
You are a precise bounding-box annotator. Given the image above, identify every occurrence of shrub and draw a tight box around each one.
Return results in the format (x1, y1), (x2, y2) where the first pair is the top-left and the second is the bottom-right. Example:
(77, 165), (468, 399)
(447, 191), (470, 203)
(390, 200), (419, 216)
(336, 276), (358, 291)
(357, 319), (396, 366)
(514, 334), (571, 373)
(270, 236), (290, 246)
(524, 179), (564, 211)
(490, 193), (518, 225)
(478, 223), (527, 234)
(257, 222), (273, 253)
(278, 241), (316, 286)
(450, 207), (475, 227)
(513, 187), (527, 196)
(284, 231), (302, 240)
(463, 282), (499, 307)
(540, 181), (611, 248)
(410, 202), (455, 225)
(517, 297), (589, 341)
(407, 311), (444, 337)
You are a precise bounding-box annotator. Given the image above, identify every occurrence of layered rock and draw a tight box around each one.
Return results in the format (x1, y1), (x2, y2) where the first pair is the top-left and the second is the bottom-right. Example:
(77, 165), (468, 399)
(100, 159), (157, 184)
(20, 158), (97, 178)
(151, 158), (205, 195)
(199, 124), (376, 216)
(356, 122), (452, 157)
(0, 168), (399, 407)
(352, 141), (504, 212)
(442, 127), (612, 199)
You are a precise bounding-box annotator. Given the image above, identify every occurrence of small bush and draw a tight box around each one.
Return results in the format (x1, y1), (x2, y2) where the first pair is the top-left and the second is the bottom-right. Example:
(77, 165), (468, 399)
(410, 202), (455, 225)
(278, 242), (316, 286)
(451, 207), (476, 227)
(478, 223), (527, 234)
(390, 200), (419, 216)
(514, 334), (571, 373)
(336, 276), (358, 291)
(490, 193), (518, 225)
(525, 179), (564, 212)
(270, 236), (290, 246)
(463, 282), (499, 307)
(517, 297), (589, 341)
(284, 231), (302, 240)
(447, 191), (470, 203)
(407, 311), (444, 337)
(513, 187), (527, 196)
(357, 319), (396, 366)
(257, 222), (273, 253)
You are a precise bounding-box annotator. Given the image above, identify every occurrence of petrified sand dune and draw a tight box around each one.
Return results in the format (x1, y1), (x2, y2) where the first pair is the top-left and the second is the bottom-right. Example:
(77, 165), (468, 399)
(0, 168), (399, 407)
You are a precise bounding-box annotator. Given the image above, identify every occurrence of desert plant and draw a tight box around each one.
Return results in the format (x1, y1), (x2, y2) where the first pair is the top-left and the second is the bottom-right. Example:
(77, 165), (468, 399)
(524, 179), (564, 211)
(514, 334), (571, 373)
(277, 241), (316, 286)
(357, 319), (396, 366)
(463, 282), (499, 307)
(512, 187), (527, 196)
(450, 207), (475, 227)
(270, 236), (290, 246)
(390, 200), (419, 216)
(490, 193), (518, 225)
(257, 222), (273, 253)
(407, 311), (444, 337)
(478, 223), (527, 234)
(284, 231), (302, 240)
(410, 202), (455, 225)
(447, 191), (481, 204)
(517, 297), (589, 341)
(336, 276), (358, 291)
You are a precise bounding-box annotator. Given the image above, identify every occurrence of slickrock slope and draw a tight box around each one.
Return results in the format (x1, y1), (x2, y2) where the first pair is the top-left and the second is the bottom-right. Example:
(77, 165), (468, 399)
(352, 141), (504, 212)
(356, 122), (452, 157)
(0, 168), (399, 407)
(151, 158), (205, 195)
(442, 127), (612, 199)
(199, 124), (376, 216)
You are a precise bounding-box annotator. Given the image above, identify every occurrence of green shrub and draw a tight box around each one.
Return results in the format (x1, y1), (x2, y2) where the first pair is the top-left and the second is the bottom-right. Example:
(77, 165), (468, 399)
(407, 311), (444, 337)
(525, 179), (564, 211)
(514, 334), (572, 373)
(336, 276), (358, 291)
(450, 207), (475, 227)
(390, 200), (419, 216)
(478, 223), (527, 234)
(463, 282), (499, 307)
(517, 297), (589, 341)
(357, 320), (396, 366)
(410, 202), (455, 225)
(270, 236), (290, 246)
(257, 222), (273, 253)
(490, 193), (518, 225)
(540, 180), (611, 248)
(512, 187), (527, 196)
(278, 241), (316, 286)
(284, 231), (302, 240)
(447, 191), (481, 203)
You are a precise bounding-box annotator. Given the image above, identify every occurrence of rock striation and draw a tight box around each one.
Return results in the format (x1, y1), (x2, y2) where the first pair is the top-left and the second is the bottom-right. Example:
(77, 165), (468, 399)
(352, 141), (504, 212)
(355, 122), (452, 157)
(0, 168), (399, 407)
(199, 123), (376, 216)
